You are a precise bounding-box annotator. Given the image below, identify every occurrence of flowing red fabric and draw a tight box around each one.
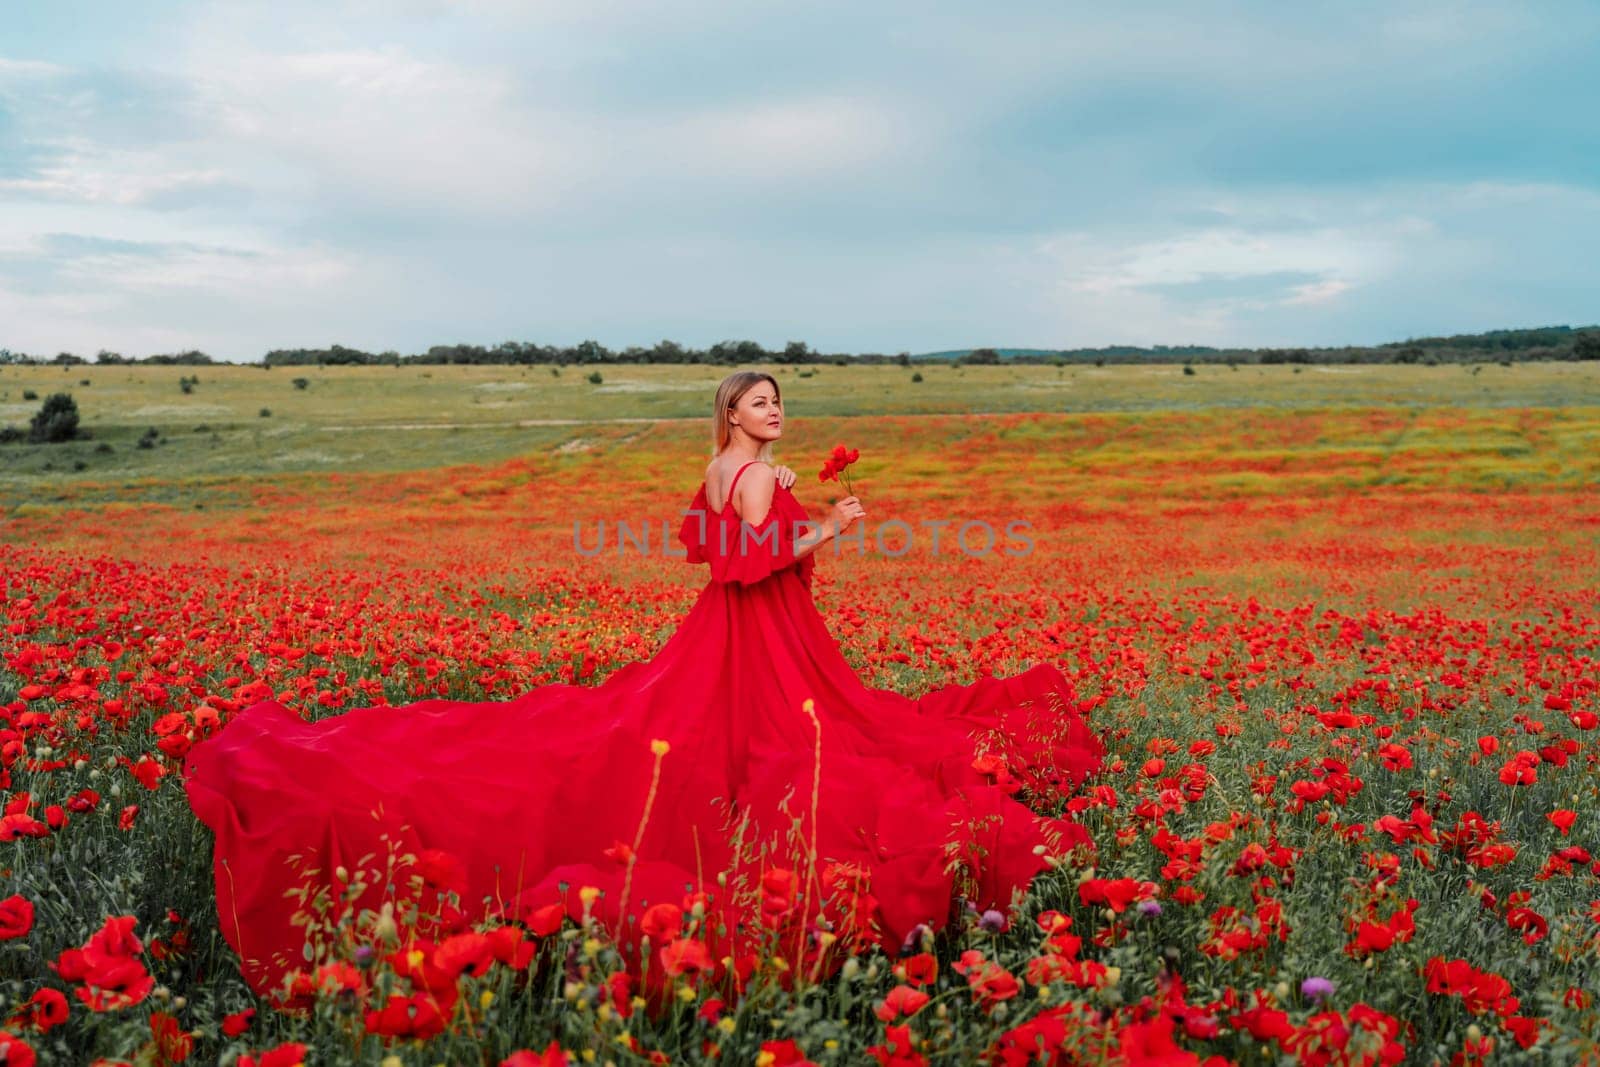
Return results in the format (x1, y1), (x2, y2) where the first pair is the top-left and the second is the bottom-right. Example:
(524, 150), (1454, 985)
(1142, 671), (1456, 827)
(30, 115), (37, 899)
(184, 461), (1104, 1000)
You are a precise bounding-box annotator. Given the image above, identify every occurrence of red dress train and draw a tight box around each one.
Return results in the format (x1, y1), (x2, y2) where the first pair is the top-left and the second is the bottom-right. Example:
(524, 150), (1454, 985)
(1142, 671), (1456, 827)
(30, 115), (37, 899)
(183, 461), (1104, 1000)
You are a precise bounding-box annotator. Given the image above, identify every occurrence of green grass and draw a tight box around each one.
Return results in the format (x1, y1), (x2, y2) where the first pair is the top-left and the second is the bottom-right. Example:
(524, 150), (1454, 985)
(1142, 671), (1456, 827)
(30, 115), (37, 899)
(2, 361), (1598, 502)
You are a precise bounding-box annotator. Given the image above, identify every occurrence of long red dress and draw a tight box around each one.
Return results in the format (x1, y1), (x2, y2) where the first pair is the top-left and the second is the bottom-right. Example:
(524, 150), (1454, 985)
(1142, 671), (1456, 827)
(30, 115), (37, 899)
(183, 461), (1104, 1001)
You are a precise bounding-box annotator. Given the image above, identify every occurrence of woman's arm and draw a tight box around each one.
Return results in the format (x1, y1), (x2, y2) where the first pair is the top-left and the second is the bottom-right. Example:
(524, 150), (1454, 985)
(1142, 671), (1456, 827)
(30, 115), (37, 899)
(794, 495), (864, 559)
(793, 514), (839, 560)
(733, 463), (864, 562)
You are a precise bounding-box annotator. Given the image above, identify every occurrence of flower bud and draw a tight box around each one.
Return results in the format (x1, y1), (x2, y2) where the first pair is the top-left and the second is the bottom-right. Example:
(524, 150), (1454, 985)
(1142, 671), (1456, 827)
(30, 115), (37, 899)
(373, 902), (397, 943)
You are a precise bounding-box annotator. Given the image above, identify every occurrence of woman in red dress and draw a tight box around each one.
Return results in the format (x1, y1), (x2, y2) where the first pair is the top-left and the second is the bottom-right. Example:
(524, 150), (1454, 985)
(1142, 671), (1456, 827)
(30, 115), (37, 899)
(183, 371), (1104, 1002)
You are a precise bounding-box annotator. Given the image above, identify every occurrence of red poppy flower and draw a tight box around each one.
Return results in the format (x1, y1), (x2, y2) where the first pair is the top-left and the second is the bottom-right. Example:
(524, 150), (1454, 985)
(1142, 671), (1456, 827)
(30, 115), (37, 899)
(221, 1008), (255, 1037)
(818, 445), (860, 495)
(867, 1023), (924, 1067)
(874, 985), (930, 1022)
(896, 953), (938, 987)
(0, 895), (34, 941)
(364, 993), (449, 1040)
(239, 1043), (309, 1067)
(500, 1043), (571, 1067)
(486, 925), (535, 970)
(6, 988), (68, 1033)
(148, 1010), (193, 1065)
(0, 1032), (36, 1067)
(658, 937), (713, 978)
(640, 902), (683, 944)
(434, 932), (494, 979)
(757, 1039), (817, 1066)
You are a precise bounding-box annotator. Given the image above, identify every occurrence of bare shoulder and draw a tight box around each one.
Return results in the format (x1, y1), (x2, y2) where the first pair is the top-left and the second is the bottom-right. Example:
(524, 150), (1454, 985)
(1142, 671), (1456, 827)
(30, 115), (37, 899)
(739, 460), (776, 486)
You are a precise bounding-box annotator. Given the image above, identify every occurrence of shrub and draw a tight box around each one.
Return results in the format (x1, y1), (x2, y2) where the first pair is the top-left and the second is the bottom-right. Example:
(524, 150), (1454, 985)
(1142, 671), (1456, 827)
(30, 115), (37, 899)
(28, 392), (80, 443)
(911, 372), (923, 383)
(587, 371), (603, 384)
(259, 407), (272, 417)
(292, 377), (310, 390)
(1182, 364), (1196, 376)
(23, 389), (38, 400)
(137, 427), (160, 449)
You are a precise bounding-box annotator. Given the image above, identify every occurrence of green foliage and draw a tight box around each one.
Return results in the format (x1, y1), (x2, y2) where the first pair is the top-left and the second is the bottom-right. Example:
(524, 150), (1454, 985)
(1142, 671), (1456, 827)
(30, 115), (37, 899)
(28, 392), (80, 443)
(3, 327), (1600, 370)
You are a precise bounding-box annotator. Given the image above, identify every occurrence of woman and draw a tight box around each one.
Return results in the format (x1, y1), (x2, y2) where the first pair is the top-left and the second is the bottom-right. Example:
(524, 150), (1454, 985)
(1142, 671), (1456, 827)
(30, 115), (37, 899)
(183, 370), (1103, 1003)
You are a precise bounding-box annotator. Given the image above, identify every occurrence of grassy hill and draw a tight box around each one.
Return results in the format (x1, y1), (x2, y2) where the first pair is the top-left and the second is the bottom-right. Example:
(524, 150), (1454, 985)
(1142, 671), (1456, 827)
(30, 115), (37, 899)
(3, 360), (1599, 501)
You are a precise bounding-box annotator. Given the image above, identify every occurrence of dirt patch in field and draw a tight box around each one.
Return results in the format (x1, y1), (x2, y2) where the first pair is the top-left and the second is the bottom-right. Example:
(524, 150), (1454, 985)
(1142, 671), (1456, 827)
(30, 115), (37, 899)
(129, 404), (236, 417)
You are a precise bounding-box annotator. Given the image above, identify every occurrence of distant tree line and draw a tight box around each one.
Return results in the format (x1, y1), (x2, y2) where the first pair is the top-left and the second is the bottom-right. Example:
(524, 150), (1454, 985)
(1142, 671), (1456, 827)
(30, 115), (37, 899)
(3, 325), (1596, 368)
(0, 348), (216, 366)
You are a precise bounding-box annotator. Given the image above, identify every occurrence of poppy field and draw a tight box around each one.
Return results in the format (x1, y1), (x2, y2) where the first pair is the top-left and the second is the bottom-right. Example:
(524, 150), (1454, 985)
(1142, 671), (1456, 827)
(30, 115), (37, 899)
(2, 384), (1600, 1065)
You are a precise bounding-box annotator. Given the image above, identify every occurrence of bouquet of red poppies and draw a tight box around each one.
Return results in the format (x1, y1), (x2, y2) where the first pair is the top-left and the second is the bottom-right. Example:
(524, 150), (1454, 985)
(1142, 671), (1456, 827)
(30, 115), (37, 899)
(819, 444), (859, 496)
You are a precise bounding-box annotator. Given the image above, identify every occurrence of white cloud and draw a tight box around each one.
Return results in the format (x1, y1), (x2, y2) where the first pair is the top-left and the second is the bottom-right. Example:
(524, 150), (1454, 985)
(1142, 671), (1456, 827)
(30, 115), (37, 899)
(2, 2), (1597, 358)
(1048, 226), (1386, 296)
(52, 239), (351, 296)
(1283, 279), (1352, 306)
(0, 145), (239, 208)
(630, 95), (915, 181)
(0, 58), (66, 80)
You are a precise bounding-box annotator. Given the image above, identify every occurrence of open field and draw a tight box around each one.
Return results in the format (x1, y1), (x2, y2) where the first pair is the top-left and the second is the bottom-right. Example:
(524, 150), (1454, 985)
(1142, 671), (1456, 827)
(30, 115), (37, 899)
(1, 364), (1599, 1064)
(2, 360), (1598, 492)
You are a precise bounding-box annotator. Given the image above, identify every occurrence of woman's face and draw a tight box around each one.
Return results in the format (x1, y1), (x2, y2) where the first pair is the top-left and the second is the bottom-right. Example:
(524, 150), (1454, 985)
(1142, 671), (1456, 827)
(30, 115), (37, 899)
(730, 383), (783, 444)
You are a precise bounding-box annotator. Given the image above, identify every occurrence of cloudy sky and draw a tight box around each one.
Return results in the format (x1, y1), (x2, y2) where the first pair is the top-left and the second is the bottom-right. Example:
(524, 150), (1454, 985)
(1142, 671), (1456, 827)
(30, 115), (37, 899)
(2, 1), (1596, 361)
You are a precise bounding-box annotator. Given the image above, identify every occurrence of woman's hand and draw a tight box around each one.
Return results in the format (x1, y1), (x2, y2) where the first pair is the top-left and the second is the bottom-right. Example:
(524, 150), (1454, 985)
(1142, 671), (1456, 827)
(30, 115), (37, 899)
(827, 495), (866, 537)
(772, 464), (797, 491)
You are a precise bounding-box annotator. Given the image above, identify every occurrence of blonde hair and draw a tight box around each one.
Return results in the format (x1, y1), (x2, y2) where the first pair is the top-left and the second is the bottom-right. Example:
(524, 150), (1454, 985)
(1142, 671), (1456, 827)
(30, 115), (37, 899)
(711, 371), (781, 461)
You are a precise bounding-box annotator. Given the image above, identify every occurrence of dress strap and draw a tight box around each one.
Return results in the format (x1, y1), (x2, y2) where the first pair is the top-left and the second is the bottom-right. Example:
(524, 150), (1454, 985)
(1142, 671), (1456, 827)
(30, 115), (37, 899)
(723, 460), (760, 510)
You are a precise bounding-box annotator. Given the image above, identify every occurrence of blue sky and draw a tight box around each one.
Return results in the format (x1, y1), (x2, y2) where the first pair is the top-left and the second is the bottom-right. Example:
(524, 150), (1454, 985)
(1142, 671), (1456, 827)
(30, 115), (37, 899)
(2, 1), (1597, 361)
